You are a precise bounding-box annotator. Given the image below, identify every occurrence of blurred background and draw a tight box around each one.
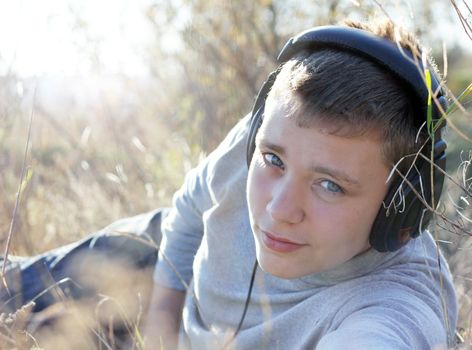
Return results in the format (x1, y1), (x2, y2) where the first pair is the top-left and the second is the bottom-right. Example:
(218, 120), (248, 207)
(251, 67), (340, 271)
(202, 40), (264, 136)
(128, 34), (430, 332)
(0, 0), (471, 344)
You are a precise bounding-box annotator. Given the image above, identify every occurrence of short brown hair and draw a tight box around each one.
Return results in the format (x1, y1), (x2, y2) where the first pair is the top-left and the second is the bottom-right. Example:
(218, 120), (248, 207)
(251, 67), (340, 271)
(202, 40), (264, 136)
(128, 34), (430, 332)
(268, 19), (440, 173)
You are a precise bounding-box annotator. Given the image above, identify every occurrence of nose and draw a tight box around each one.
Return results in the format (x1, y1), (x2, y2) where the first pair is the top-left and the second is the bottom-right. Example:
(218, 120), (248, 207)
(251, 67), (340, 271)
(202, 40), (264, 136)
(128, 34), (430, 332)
(266, 178), (305, 224)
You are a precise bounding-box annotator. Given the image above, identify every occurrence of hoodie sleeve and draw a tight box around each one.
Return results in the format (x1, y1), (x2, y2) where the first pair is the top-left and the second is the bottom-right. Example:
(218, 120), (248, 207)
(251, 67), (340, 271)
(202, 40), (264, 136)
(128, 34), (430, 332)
(153, 114), (251, 290)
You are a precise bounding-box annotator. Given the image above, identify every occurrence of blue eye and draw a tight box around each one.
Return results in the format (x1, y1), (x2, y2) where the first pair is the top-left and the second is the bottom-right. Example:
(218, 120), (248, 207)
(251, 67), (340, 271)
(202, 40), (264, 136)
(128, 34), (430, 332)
(320, 180), (343, 194)
(263, 153), (284, 169)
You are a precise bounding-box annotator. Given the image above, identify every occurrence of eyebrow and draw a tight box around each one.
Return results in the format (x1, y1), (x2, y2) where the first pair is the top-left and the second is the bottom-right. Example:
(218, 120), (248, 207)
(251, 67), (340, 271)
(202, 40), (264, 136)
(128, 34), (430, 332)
(311, 165), (360, 186)
(258, 139), (361, 187)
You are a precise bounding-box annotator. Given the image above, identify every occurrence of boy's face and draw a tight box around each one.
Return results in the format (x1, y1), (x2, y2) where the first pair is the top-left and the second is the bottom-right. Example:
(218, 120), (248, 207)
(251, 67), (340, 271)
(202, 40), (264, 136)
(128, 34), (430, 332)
(246, 93), (390, 279)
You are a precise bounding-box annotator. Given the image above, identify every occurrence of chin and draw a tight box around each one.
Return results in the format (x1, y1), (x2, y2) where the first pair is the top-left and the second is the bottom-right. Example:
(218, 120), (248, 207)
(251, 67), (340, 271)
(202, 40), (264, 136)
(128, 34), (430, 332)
(256, 253), (305, 280)
(259, 263), (298, 279)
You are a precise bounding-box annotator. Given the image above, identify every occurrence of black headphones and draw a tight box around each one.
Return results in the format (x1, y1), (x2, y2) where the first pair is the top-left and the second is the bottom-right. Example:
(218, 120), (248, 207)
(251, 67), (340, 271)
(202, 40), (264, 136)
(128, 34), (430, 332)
(246, 26), (448, 252)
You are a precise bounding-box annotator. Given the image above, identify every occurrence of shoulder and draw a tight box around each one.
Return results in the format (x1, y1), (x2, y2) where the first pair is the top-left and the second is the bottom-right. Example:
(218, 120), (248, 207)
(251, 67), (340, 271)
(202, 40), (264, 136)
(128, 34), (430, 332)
(203, 114), (252, 201)
(206, 113), (251, 170)
(176, 113), (251, 203)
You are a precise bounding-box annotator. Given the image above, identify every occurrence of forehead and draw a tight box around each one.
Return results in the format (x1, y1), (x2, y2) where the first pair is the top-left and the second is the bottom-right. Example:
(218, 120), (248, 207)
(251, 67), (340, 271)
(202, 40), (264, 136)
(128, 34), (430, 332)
(265, 89), (385, 136)
(259, 105), (384, 160)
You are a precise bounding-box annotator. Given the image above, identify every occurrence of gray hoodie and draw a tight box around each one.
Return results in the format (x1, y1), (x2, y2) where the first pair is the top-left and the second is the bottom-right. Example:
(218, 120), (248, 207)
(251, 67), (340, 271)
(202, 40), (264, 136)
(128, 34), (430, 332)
(154, 114), (457, 350)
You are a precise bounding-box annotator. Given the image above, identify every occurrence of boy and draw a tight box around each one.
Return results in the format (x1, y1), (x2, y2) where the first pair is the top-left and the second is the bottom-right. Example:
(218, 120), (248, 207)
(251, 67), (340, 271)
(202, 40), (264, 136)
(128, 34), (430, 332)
(144, 20), (457, 349)
(0, 19), (457, 349)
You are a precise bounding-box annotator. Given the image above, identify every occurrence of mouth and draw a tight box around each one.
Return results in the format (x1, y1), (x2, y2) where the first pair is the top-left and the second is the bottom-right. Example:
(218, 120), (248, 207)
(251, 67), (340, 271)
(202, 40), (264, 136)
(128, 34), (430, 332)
(260, 230), (306, 253)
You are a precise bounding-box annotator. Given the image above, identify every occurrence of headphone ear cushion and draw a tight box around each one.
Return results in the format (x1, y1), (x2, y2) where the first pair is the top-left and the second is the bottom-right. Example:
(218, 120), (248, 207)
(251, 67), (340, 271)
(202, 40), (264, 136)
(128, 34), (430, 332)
(370, 144), (446, 252)
(369, 168), (427, 252)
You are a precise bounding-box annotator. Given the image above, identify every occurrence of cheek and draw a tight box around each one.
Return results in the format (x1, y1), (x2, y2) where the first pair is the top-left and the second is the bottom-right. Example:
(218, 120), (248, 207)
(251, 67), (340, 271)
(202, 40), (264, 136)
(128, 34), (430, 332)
(310, 202), (374, 243)
(337, 199), (383, 243)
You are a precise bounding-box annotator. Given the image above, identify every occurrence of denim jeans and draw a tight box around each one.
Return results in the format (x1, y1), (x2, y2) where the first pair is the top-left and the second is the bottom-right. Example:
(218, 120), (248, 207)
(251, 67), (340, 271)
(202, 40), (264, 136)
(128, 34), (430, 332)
(0, 208), (168, 314)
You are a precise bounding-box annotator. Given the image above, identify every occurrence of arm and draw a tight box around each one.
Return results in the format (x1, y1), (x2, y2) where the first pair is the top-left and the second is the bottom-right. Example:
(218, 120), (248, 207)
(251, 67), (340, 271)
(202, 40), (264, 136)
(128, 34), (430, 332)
(317, 232), (457, 350)
(144, 115), (251, 347)
(143, 284), (186, 350)
(142, 167), (208, 349)
(151, 114), (251, 291)
(316, 301), (449, 350)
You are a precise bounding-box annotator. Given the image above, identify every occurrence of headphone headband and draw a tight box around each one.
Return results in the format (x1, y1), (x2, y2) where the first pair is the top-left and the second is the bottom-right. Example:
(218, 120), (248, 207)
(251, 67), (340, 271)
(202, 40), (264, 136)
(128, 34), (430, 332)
(277, 26), (445, 124)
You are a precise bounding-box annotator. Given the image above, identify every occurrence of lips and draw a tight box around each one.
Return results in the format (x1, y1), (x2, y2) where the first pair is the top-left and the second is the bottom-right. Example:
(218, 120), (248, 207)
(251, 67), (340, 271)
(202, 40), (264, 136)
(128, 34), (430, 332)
(260, 230), (305, 253)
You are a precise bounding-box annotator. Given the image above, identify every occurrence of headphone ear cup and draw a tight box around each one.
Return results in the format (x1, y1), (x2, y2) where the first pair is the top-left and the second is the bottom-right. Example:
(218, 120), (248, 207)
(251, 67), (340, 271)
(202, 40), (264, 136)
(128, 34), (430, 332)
(370, 142), (446, 252)
(370, 168), (426, 252)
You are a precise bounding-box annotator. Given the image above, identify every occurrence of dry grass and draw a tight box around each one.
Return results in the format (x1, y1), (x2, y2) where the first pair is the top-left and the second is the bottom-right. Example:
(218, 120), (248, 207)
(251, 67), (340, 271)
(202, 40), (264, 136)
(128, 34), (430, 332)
(0, 78), (201, 256)
(0, 54), (471, 350)
(1, 90), (471, 350)
(0, 74), (204, 349)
